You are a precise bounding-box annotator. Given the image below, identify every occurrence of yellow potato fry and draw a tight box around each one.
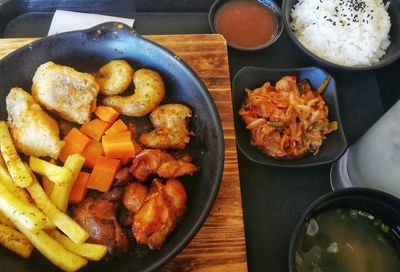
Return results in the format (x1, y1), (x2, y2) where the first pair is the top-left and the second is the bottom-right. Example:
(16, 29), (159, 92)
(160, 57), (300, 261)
(25, 166), (89, 244)
(0, 162), (55, 229)
(29, 156), (72, 186)
(49, 229), (107, 261)
(0, 179), (48, 230)
(0, 162), (31, 204)
(50, 154), (85, 212)
(0, 222), (33, 258)
(42, 159), (56, 196)
(11, 219), (87, 272)
(0, 153), (7, 169)
(0, 121), (32, 187)
(0, 211), (13, 228)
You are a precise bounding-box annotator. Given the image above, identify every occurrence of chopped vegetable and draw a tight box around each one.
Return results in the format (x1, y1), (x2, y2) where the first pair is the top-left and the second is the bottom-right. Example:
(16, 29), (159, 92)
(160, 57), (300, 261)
(104, 119), (128, 136)
(81, 140), (104, 169)
(87, 156), (120, 192)
(80, 118), (111, 141)
(69, 172), (90, 204)
(59, 128), (91, 162)
(94, 106), (120, 123)
(239, 75), (337, 158)
(315, 75), (331, 94)
(102, 131), (137, 158)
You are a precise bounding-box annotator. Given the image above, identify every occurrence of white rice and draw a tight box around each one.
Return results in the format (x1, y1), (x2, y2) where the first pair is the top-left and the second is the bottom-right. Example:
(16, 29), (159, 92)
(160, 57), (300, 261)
(290, 0), (391, 66)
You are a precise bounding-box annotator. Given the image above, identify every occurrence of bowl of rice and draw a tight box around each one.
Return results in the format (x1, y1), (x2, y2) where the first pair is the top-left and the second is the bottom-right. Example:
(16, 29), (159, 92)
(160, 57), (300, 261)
(282, 0), (400, 70)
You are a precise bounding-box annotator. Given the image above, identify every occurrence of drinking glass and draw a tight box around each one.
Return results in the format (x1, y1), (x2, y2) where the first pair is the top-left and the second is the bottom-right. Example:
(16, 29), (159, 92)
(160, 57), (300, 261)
(331, 99), (400, 197)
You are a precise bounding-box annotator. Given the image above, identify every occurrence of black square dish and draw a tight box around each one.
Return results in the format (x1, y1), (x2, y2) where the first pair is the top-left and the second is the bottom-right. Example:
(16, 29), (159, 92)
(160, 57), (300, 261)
(232, 66), (347, 167)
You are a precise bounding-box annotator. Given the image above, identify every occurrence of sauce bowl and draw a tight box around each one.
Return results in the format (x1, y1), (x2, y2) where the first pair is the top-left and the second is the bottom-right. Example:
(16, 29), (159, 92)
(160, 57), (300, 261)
(208, 0), (284, 51)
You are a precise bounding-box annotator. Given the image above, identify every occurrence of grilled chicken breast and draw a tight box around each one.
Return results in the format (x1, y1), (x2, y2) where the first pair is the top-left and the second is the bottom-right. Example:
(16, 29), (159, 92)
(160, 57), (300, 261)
(32, 61), (99, 124)
(6, 87), (64, 159)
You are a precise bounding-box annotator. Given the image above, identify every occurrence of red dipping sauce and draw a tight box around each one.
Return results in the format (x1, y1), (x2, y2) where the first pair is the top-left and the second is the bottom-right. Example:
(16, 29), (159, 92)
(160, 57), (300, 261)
(214, 0), (278, 49)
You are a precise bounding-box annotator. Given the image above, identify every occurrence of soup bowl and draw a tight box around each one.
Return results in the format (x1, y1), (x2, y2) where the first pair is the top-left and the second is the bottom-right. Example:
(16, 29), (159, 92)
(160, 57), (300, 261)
(289, 187), (400, 271)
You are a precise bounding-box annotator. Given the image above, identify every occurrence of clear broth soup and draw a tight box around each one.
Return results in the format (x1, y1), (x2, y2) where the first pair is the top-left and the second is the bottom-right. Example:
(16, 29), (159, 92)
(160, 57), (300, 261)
(295, 209), (400, 272)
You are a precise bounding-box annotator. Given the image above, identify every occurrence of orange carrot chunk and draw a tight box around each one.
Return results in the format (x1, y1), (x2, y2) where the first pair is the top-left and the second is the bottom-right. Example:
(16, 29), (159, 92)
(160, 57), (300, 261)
(94, 106), (119, 123)
(80, 119), (111, 141)
(87, 156), (120, 192)
(81, 140), (104, 169)
(102, 131), (137, 158)
(59, 128), (91, 162)
(104, 119), (128, 136)
(69, 172), (90, 204)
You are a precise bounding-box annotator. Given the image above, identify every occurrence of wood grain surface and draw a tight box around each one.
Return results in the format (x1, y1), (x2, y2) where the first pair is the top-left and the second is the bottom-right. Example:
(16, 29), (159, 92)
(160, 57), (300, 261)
(0, 34), (248, 272)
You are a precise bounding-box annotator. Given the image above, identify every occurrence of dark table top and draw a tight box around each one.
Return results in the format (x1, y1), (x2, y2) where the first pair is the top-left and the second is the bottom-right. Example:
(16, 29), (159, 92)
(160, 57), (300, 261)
(1, 1), (400, 271)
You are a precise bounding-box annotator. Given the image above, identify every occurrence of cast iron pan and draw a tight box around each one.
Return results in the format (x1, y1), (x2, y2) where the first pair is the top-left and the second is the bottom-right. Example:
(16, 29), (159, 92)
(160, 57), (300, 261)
(0, 22), (224, 272)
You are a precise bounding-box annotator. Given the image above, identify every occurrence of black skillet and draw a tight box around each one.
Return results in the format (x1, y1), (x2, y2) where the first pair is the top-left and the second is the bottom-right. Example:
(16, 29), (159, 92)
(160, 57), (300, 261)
(0, 22), (224, 272)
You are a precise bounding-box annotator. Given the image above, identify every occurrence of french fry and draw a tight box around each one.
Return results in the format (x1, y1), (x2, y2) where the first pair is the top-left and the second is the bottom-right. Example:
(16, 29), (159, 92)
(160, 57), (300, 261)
(50, 154), (85, 212)
(0, 223), (33, 258)
(11, 218), (87, 272)
(0, 164), (31, 204)
(29, 156), (72, 186)
(0, 211), (13, 228)
(0, 179), (48, 230)
(0, 153), (7, 169)
(25, 165), (89, 244)
(42, 159), (56, 196)
(49, 229), (107, 261)
(0, 160), (55, 229)
(0, 121), (32, 187)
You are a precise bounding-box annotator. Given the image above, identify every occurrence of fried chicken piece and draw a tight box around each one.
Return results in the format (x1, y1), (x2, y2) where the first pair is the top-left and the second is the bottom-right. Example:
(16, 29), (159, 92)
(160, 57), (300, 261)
(73, 188), (129, 254)
(32, 61), (99, 124)
(163, 179), (187, 218)
(132, 179), (187, 249)
(129, 149), (197, 182)
(123, 182), (148, 213)
(6, 87), (64, 159)
(140, 103), (192, 150)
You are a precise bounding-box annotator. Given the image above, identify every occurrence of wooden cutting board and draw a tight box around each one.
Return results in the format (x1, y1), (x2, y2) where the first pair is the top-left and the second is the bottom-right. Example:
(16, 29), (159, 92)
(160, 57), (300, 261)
(0, 34), (248, 272)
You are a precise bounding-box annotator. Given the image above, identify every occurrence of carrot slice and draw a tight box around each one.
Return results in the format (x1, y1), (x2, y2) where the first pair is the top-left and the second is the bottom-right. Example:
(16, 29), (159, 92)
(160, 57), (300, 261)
(94, 106), (119, 123)
(86, 156), (120, 192)
(69, 172), (90, 204)
(81, 140), (104, 169)
(80, 119), (111, 141)
(104, 119), (128, 136)
(59, 128), (91, 162)
(102, 131), (137, 158)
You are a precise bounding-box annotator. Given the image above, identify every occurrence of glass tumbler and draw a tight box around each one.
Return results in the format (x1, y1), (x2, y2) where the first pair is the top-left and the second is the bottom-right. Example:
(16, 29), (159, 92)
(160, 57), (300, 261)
(331, 99), (400, 197)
